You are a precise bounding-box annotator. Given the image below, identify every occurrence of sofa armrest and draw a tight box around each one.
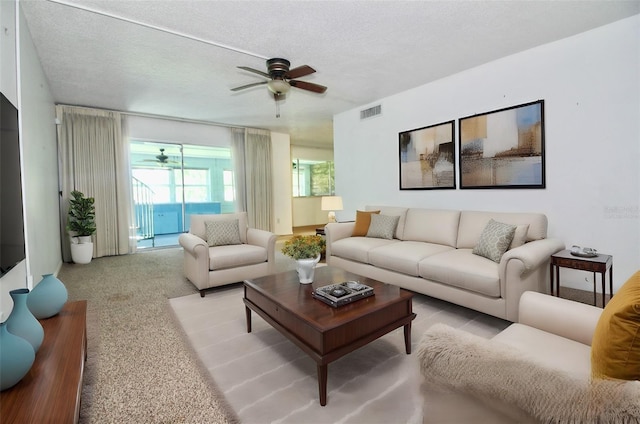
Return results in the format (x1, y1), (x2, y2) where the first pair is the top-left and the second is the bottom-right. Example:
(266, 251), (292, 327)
(325, 222), (355, 257)
(500, 238), (565, 274)
(519, 291), (602, 346)
(247, 228), (277, 270)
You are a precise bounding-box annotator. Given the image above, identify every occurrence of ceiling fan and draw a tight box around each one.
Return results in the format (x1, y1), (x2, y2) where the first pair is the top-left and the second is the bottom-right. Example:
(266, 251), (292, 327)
(140, 148), (180, 166)
(231, 58), (327, 101)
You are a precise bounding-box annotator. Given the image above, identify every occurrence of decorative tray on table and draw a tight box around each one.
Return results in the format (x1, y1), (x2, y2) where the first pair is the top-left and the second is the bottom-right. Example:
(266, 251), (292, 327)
(312, 281), (374, 308)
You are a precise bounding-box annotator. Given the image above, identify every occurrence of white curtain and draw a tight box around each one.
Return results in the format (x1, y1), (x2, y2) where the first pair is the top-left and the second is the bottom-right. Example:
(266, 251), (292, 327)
(231, 128), (247, 213)
(56, 105), (132, 261)
(230, 128), (273, 231)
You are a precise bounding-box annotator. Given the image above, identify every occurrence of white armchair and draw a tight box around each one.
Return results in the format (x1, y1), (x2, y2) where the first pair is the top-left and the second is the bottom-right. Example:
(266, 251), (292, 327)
(178, 212), (277, 297)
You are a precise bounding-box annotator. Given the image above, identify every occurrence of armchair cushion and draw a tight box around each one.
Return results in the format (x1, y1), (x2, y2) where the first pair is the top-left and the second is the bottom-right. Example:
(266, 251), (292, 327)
(205, 219), (241, 247)
(209, 244), (268, 271)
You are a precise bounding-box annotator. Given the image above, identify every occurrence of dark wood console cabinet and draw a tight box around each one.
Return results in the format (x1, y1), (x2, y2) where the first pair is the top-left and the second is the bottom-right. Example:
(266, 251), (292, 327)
(1, 300), (87, 423)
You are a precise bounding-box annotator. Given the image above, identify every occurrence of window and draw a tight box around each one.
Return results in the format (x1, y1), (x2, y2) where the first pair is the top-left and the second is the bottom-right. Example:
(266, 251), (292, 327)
(292, 158), (335, 197)
(175, 169), (209, 202)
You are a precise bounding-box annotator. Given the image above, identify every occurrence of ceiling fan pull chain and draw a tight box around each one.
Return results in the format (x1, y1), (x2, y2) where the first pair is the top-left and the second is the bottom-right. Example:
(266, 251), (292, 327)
(275, 101), (281, 118)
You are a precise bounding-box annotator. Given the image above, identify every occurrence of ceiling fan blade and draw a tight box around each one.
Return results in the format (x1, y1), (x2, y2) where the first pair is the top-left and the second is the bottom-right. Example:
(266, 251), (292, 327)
(289, 80), (327, 94)
(237, 66), (270, 78)
(285, 65), (316, 79)
(231, 81), (268, 91)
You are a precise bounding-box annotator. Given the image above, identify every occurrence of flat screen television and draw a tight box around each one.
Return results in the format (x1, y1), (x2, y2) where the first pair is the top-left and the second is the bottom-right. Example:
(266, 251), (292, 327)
(0, 91), (26, 276)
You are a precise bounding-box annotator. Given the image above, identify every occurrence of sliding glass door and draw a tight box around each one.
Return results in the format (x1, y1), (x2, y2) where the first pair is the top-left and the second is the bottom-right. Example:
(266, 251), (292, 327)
(130, 141), (234, 249)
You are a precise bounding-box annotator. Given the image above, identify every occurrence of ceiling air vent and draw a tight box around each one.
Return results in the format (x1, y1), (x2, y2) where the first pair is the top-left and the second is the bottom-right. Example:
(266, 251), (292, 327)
(360, 105), (382, 120)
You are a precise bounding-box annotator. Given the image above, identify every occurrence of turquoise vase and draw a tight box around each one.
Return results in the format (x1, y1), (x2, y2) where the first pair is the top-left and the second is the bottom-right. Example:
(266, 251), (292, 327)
(6, 289), (44, 352)
(27, 274), (68, 319)
(0, 321), (35, 391)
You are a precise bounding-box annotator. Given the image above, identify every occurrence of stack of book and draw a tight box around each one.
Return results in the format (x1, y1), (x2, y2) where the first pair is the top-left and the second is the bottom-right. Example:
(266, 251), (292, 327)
(312, 281), (374, 307)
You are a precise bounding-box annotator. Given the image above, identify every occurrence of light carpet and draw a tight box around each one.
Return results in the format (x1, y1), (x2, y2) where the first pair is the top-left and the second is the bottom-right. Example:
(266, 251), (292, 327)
(169, 281), (510, 424)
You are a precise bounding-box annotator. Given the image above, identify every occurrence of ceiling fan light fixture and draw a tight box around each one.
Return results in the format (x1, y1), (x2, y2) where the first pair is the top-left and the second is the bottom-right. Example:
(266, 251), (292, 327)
(267, 79), (290, 95)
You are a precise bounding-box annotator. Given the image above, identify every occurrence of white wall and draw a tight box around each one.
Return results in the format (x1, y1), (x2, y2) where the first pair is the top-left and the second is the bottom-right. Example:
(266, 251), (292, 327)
(334, 15), (640, 292)
(1, 2), (60, 318)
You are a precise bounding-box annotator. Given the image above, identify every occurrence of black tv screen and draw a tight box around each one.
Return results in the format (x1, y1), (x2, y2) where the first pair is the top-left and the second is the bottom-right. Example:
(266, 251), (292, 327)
(0, 91), (26, 276)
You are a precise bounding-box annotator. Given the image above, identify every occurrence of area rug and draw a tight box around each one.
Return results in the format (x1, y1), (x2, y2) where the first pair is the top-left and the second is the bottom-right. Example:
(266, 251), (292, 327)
(169, 282), (510, 424)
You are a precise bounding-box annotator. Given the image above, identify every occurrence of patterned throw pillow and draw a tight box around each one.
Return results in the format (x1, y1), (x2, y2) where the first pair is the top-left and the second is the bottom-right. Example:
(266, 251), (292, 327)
(472, 219), (517, 263)
(366, 214), (400, 240)
(205, 219), (241, 247)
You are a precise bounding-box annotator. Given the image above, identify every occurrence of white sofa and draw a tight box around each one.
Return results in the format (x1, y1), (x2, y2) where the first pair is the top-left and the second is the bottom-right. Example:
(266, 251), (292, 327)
(325, 206), (564, 321)
(178, 212), (277, 297)
(417, 291), (640, 423)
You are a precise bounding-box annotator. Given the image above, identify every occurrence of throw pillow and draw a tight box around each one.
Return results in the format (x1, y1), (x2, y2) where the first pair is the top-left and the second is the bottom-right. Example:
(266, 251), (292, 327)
(205, 219), (241, 247)
(352, 210), (380, 236)
(472, 219), (517, 263)
(591, 270), (640, 380)
(366, 214), (400, 240)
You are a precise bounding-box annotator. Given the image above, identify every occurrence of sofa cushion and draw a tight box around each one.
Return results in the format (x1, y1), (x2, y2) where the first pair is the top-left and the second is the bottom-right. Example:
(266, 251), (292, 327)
(366, 214), (400, 240)
(402, 208), (460, 247)
(352, 210), (380, 236)
(472, 219), (516, 263)
(330, 237), (398, 264)
(209, 244), (267, 270)
(205, 219), (241, 247)
(456, 211), (547, 249)
(591, 270), (640, 381)
(190, 212), (248, 243)
(369, 241), (453, 276)
(420, 249), (500, 297)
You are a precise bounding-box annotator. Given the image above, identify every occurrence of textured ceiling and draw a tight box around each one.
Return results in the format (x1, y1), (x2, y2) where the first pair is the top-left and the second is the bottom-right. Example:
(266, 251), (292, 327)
(20, 0), (640, 147)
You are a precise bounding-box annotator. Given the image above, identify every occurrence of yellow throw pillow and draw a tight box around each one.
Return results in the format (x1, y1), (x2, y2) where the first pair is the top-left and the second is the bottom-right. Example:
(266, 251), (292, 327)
(352, 210), (380, 236)
(591, 270), (640, 380)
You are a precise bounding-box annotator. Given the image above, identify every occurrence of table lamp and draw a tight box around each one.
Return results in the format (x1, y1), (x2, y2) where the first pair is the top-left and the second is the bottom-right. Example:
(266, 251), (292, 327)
(321, 196), (343, 223)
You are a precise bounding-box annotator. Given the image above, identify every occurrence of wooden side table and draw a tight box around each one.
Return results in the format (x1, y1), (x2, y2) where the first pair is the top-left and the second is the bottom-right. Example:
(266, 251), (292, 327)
(550, 250), (613, 307)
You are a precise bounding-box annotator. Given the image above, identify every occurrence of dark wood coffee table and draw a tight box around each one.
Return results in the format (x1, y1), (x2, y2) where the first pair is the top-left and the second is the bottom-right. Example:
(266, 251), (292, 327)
(243, 266), (415, 406)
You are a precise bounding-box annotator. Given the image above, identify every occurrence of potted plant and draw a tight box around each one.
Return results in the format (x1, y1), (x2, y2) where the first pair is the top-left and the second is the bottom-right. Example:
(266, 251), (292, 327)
(281, 235), (326, 284)
(67, 190), (96, 264)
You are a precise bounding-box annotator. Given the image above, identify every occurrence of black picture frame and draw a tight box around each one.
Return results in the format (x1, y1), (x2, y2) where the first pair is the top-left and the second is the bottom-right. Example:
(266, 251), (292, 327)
(458, 100), (545, 189)
(399, 120), (456, 190)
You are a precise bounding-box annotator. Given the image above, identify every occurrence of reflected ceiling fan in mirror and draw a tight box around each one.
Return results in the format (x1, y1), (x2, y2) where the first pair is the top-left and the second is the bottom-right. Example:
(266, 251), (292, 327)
(140, 148), (180, 167)
(231, 58), (327, 117)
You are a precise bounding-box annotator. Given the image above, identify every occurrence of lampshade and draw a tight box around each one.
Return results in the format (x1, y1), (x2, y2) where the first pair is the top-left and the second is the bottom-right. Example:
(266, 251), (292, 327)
(321, 196), (343, 223)
(267, 79), (290, 95)
(321, 196), (343, 211)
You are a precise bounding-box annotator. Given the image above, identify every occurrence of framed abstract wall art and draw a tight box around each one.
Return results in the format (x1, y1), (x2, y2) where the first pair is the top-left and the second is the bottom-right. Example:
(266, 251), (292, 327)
(458, 100), (545, 189)
(399, 120), (455, 190)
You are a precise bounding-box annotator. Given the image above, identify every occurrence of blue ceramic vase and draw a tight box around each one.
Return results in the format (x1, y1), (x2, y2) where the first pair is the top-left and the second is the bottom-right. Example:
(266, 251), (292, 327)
(27, 274), (68, 319)
(0, 321), (35, 391)
(5, 289), (44, 352)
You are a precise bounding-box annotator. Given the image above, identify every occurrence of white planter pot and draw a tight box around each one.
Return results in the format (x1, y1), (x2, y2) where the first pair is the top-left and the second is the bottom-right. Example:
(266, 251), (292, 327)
(70, 242), (93, 264)
(295, 255), (321, 284)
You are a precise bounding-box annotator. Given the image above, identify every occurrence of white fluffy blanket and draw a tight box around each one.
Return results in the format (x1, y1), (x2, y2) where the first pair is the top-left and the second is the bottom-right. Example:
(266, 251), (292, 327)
(417, 324), (640, 424)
